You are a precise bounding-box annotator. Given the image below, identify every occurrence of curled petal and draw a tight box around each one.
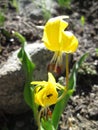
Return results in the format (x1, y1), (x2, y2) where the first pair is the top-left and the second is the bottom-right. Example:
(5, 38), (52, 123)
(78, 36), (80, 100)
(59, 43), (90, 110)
(42, 16), (68, 51)
(60, 31), (78, 53)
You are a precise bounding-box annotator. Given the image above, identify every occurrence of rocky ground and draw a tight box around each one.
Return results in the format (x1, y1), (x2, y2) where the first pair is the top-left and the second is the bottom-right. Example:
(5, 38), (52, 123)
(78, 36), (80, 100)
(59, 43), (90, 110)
(0, 0), (98, 130)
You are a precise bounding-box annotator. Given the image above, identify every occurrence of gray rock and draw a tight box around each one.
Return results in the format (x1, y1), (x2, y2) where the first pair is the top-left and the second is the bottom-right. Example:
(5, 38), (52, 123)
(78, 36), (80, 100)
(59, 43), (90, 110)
(19, 0), (58, 19)
(0, 42), (53, 114)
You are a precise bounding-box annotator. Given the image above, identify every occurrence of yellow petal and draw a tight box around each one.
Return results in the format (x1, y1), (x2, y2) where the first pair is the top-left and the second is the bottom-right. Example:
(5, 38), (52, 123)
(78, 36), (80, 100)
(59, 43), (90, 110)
(48, 72), (56, 83)
(42, 16), (68, 51)
(60, 31), (78, 53)
(31, 81), (47, 86)
(56, 83), (65, 90)
(35, 82), (58, 107)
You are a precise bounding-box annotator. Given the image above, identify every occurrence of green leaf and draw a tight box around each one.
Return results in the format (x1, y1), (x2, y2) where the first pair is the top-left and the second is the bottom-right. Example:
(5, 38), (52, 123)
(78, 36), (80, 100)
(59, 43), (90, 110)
(52, 53), (89, 129)
(15, 32), (37, 114)
(41, 118), (56, 130)
(18, 48), (35, 81)
(0, 12), (5, 26)
(24, 84), (33, 108)
(13, 32), (26, 46)
(52, 89), (74, 129)
(95, 48), (98, 53)
(69, 53), (89, 89)
(14, 32), (35, 81)
(80, 15), (85, 26)
(58, 0), (72, 8)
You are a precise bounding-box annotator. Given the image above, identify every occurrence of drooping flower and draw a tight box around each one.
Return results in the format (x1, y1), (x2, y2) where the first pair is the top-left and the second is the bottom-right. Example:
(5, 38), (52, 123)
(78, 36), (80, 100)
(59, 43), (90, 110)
(31, 72), (65, 107)
(42, 16), (78, 75)
(42, 16), (69, 51)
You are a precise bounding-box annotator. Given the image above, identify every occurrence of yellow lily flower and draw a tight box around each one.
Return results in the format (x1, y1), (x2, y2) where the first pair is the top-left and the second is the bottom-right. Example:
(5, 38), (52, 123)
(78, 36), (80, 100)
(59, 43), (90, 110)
(42, 16), (78, 75)
(42, 16), (69, 51)
(31, 72), (65, 107)
(42, 16), (78, 52)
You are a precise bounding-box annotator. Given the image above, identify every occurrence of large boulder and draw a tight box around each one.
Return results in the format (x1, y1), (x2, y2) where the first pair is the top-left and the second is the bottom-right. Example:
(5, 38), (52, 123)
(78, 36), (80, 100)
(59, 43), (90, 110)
(0, 42), (53, 114)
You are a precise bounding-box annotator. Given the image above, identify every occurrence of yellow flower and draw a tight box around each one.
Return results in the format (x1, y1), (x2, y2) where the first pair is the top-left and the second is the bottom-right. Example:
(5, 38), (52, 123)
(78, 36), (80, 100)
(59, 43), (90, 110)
(42, 16), (78, 75)
(31, 72), (64, 107)
(42, 16), (78, 52)
(42, 16), (69, 51)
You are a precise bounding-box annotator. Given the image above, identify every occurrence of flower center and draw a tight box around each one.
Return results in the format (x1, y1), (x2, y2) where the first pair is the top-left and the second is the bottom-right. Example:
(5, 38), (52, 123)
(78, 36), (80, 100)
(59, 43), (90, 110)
(47, 93), (53, 99)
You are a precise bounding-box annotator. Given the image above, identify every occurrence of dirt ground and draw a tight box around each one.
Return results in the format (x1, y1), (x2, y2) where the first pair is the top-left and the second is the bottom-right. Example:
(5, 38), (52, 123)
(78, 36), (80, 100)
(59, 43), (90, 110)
(0, 0), (98, 130)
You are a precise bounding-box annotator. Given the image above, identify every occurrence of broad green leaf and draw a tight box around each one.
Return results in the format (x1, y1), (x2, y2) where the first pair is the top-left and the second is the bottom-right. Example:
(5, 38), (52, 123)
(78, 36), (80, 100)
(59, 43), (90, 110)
(18, 49), (35, 82)
(52, 89), (74, 129)
(23, 84), (33, 108)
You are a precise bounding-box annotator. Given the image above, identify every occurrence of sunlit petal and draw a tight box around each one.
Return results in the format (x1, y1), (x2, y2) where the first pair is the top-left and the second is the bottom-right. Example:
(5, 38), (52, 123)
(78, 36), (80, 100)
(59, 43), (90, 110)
(42, 16), (68, 51)
(48, 72), (56, 83)
(31, 72), (65, 107)
(56, 83), (65, 90)
(31, 81), (47, 86)
(35, 82), (58, 107)
(60, 31), (78, 53)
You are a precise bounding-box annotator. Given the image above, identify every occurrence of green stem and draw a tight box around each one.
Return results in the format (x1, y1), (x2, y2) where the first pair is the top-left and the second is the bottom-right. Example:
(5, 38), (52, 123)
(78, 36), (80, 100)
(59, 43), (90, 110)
(65, 53), (69, 89)
(57, 53), (69, 102)
(37, 107), (45, 130)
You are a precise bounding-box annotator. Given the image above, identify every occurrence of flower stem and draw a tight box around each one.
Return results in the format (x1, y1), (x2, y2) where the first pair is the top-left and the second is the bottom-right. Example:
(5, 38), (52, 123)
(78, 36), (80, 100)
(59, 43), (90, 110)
(65, 53), (69, 90)
(57, 53), (69, 102)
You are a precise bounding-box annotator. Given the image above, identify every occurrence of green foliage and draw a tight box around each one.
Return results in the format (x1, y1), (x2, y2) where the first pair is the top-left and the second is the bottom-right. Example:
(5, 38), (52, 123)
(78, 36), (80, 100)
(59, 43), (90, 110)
(80, 15), (85, 26)
(69, 53), (89, 89)
(95, 48), (98, 57)
(0, 12), (5, 26)
(52, 89), (73, 129)
(14, 32), (35, 102)
(31, 0), (51, 20)
(41, 0), (51, 20)
(41, 119), (55, 130)
(14, 32), (39, 123)
(95, 48), (98, 53)
(58, 0), (72, 8)
(9, 0), (19, 11)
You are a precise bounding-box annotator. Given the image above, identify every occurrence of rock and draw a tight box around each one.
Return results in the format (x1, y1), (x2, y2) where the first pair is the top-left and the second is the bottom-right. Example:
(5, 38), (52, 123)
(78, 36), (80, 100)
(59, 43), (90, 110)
(19, 0), (58, 19)
(0, 42), (53, 114)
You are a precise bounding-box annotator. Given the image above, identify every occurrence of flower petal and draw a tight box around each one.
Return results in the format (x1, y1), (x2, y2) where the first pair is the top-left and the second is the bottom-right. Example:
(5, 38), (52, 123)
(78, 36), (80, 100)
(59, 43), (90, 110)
(56, 83), (65, 90)
(60, 31), (78, 53)
(48, 72), (56, 83)
(42, 16), (68, 51)
(35, 82), (58, 107)
(31, 81), (47, 86)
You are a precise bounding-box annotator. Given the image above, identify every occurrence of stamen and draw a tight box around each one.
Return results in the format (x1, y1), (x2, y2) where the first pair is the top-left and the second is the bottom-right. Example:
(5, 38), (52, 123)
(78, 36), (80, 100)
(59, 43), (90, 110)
(47, 51), (63, 76)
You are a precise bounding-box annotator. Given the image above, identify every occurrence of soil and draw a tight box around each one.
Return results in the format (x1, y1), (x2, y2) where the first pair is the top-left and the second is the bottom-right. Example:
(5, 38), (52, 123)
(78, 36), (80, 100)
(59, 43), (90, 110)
(0, 0), (98, 130)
